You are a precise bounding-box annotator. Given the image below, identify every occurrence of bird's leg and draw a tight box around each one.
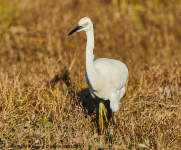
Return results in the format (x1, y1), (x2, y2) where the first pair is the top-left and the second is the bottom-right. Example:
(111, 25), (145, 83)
(99, 100), (108, 131)
(109, 112), (114, 144)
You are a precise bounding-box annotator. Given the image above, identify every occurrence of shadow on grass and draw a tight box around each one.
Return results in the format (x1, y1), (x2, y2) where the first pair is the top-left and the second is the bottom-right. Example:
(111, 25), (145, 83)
(79, 88), (112, 121)
(47, 66), (113, 132)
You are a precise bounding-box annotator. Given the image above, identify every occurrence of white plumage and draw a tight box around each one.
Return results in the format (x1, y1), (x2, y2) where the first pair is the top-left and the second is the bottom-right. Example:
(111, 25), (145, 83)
(68, 17), (129, 132)
(85, 58), (128, 112)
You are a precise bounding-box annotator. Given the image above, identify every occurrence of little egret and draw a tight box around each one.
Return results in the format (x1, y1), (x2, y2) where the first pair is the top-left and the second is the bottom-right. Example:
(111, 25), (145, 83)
(68, 17), (129, 138)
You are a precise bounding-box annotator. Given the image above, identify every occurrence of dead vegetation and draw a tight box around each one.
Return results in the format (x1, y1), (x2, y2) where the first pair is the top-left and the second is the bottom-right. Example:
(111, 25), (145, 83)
(0, 0), (181, 149)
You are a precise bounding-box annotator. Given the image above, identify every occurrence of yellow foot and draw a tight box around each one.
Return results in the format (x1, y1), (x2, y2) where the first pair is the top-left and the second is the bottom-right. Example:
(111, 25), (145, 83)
(99, 101), (108, 131)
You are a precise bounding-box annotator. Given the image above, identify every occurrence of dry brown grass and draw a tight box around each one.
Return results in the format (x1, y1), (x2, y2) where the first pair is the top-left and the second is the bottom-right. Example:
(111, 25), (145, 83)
(0, 0), (181, 149)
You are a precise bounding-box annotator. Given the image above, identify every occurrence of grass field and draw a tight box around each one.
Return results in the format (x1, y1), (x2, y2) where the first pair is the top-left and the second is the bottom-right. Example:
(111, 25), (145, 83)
(0, 0), (181, 149)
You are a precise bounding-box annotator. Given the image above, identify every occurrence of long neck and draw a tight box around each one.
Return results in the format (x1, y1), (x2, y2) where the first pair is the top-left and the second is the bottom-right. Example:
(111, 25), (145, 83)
(85, 27), (100, 90)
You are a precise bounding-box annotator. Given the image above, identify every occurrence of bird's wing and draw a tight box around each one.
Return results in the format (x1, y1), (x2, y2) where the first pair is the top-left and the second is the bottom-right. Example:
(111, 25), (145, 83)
(110, 60), (129, 90)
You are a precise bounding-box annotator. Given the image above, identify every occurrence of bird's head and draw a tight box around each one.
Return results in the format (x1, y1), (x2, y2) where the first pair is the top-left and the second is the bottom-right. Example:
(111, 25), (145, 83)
(68, 17), (93, 36)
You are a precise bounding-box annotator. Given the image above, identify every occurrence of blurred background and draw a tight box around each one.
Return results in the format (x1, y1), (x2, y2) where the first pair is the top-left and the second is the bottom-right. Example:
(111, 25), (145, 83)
(1, 0), (181, 84)
(0, 0), (181, 149)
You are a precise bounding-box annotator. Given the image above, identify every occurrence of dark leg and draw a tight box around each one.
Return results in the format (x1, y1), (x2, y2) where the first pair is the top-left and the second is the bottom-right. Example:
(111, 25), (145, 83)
(112, 112), (114, 125)
(109, 111), (114, 144)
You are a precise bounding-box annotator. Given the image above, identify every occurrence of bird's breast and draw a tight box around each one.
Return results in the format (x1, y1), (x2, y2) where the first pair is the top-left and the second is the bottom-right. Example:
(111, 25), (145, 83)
(91, 81), (114, 100)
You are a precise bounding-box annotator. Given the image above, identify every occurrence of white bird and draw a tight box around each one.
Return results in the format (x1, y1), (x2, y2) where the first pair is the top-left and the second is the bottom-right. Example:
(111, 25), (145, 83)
(68, 17), (129, 139)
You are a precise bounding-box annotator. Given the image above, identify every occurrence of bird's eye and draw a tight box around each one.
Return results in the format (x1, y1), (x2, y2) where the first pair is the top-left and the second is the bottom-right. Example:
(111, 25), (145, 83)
(85, 22), (89, 27)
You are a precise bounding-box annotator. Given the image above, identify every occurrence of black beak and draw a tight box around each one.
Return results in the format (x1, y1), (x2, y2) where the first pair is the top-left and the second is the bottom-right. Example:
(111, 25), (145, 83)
(68, 26), (83, 36)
